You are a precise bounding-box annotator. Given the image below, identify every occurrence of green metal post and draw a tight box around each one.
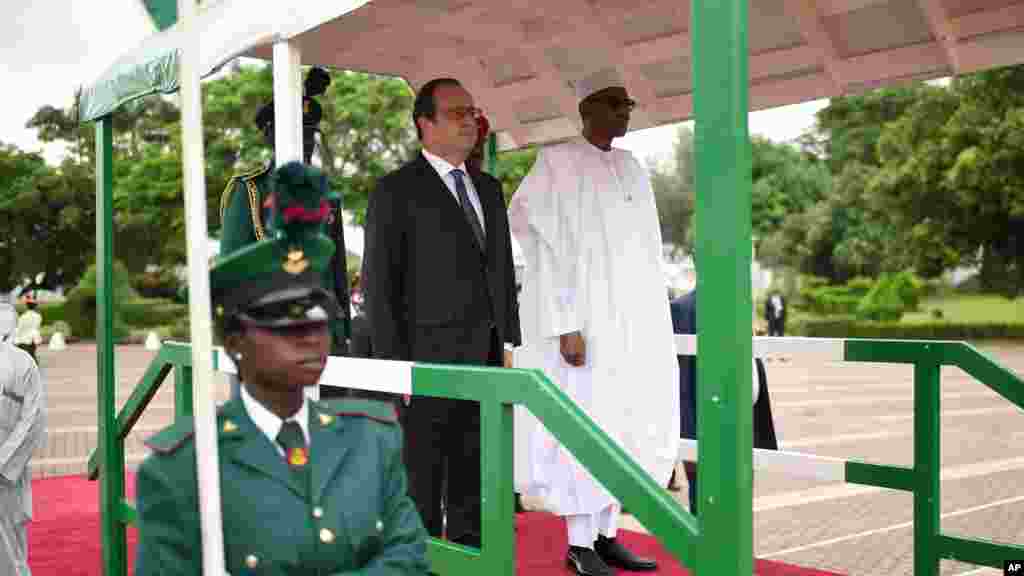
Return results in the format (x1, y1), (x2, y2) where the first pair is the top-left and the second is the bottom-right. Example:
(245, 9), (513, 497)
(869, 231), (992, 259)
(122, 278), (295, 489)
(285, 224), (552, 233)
(96, 117), (126, 576)
(914, 351), (941, 575)
(479, 399), (515, 574)
(691, 1), (753, 575)
(485, 133), (498, 177)
(174, 364), (194, 418)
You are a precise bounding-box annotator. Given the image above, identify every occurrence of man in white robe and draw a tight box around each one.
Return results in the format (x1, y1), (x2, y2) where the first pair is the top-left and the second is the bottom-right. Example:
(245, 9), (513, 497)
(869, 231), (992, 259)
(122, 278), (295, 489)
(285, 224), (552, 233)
(0, 302), (46, 575)
(509, 69), (679, 576)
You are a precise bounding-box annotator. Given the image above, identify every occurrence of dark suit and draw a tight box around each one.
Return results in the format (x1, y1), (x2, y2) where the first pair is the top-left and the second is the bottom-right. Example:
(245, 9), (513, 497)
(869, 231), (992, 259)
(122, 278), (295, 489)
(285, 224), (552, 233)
(670, 290), (778, 514)
(364, 152), (521, 544)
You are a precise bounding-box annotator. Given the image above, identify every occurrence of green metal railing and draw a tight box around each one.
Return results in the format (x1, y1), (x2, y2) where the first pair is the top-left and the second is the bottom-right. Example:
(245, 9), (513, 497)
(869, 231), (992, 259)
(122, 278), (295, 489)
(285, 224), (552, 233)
(92, 338), (1024, 575)
(91, 343), (698, 576)
(840, 340), (1024, 573)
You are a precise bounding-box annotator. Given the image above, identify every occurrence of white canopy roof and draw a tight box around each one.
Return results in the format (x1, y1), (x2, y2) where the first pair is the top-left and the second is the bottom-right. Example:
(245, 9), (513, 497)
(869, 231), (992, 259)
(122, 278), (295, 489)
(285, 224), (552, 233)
(82, 0), (1024, 150)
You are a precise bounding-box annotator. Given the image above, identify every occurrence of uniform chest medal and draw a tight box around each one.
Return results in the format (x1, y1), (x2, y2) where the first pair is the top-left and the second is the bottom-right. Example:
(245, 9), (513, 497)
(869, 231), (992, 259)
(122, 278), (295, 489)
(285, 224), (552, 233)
(288, 446), (309, 467)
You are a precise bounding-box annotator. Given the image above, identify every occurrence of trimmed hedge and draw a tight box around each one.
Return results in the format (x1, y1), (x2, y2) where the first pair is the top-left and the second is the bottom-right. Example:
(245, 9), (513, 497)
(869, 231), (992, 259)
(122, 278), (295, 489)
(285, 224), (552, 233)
(121, 298), (188, 327)
(793, 318), (1024, 340)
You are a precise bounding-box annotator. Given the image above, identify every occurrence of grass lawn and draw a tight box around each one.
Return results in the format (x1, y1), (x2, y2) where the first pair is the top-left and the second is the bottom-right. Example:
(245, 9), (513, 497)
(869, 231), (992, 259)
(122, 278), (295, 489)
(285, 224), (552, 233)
(903, 295), (1024, 324)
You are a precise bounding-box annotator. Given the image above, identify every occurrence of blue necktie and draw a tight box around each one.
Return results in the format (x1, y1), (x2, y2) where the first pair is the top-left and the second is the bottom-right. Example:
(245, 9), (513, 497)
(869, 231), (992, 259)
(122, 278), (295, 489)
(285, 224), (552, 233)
(450, 169), (485, 252)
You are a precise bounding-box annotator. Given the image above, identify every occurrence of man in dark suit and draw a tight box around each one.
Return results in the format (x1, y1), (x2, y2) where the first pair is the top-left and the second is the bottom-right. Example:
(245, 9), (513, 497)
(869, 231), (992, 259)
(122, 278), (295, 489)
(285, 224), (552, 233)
(364, 77), (521, 548)
(670, 289), (778, 515)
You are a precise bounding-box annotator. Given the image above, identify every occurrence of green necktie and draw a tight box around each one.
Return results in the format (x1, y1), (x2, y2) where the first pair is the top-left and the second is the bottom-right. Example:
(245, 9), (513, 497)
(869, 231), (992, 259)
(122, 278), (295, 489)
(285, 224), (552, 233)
(277, 420), (310, 499)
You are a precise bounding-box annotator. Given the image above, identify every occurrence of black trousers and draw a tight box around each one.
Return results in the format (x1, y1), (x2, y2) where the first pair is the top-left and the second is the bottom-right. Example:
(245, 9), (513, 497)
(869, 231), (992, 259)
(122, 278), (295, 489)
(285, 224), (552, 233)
(399, 328), (500, 545)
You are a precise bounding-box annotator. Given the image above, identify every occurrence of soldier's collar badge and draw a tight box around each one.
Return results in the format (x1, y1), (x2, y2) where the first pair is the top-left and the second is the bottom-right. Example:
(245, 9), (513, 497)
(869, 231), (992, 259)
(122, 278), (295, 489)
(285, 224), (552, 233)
(283, 249), (309, 275)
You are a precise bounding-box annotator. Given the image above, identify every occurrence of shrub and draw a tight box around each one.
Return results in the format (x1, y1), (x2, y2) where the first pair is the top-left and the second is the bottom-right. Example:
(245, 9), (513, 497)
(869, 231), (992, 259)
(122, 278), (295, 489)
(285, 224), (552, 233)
(856, 274), (906, 322)
(63, 261), (136, 340)
(799, 276), (873, 316)
(793, 318), (1024, 340)
(131, 268), (183, 300)
(121, 298), (188, 328)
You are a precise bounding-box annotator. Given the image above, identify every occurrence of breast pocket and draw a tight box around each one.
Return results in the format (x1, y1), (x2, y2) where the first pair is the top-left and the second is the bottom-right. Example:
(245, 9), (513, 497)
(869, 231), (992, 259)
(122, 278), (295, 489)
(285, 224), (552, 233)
(0, 395), (24, 434)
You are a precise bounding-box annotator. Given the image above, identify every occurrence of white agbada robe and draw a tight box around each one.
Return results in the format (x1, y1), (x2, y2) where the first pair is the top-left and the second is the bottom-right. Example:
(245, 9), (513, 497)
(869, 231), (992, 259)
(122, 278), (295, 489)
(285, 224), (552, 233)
(509, 138), (680, 517)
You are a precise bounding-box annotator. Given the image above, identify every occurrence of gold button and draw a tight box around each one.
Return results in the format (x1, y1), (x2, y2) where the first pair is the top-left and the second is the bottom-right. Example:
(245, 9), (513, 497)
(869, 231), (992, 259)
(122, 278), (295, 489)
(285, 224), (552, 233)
(319, 413), (334, 426)
(313, 506), (324, 518)
(376, 520), (384, 532)
(319, 528), (335, 543)
(245, 554), (259, 568)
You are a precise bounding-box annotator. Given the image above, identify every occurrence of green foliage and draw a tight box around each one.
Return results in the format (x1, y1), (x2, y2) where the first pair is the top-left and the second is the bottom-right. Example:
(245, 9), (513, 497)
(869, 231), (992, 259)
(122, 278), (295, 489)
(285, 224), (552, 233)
(18, 64), (417, 291)
(63, 261), (136, 340)
(793, 318), (1024, 340)
(494, 148), (538, 205)
(798, 276), (873, 315)
(131, 268), (183, 299)
(850, 271), (922, 321)
(649, 126), (696, 255)
(121, 298), (188, 328)
(0, 144), (95, 292)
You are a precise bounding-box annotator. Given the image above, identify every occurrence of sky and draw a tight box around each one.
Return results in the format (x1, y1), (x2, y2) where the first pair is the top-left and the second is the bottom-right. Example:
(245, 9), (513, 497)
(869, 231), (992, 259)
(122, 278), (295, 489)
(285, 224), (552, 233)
(1, 0), (827, 168)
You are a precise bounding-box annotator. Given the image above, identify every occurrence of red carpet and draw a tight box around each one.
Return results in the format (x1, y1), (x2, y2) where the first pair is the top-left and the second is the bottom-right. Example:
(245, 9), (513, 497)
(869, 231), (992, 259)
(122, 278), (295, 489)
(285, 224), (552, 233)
(29, 475), (842, 576)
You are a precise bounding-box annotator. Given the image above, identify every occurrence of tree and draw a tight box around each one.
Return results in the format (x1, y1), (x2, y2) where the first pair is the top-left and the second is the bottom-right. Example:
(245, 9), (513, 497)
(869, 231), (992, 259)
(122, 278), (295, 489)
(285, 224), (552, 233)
(0, 144), (95, 292)
(650, 126), (695, 256)
(870, 67), (1024, 295)
(22, 64), (422, 284)
(750, 136), (830, 249)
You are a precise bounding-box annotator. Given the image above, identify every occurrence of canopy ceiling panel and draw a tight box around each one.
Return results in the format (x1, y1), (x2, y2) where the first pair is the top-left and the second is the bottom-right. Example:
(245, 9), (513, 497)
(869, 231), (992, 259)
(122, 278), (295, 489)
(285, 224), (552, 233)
(85, 0), (1024, 150)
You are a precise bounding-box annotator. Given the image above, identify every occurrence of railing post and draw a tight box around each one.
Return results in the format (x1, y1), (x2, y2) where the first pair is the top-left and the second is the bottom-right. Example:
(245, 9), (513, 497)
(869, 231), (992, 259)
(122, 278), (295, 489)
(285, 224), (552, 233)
(174, 364), (194, 418)
(479, 398), (515, 574)
(692, 0), (753, 574)
(96, 115), (126, 576)
(914, 347), (941, 576)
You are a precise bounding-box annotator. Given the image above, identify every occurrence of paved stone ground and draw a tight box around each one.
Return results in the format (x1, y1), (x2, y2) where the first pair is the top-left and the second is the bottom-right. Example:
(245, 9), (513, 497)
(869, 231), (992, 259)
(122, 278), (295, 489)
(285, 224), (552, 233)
(28, 341), (1024, 575)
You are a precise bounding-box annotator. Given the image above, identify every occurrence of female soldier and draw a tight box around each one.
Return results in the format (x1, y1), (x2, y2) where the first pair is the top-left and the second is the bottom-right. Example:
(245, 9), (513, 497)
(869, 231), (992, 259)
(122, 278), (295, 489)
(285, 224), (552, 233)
(135, 162), (429, 575)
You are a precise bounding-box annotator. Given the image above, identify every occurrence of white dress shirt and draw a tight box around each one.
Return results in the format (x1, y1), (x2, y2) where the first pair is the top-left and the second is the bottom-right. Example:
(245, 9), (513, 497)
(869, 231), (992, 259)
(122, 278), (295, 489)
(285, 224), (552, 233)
(421, 149), (486, 234)
(240, 383), (311, 457)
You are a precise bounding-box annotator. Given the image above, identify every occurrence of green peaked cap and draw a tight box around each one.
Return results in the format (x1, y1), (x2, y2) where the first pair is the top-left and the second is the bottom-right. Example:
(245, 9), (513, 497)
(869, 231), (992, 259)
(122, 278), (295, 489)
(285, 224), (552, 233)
(210, 161), (336, 319)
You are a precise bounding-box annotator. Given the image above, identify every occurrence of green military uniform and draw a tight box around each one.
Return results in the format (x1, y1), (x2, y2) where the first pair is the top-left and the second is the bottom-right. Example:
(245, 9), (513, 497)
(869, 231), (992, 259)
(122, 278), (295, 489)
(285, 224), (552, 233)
(136, 161), (427, 575)
(135, 397), (428, 575)
(220, 166), (352, 353)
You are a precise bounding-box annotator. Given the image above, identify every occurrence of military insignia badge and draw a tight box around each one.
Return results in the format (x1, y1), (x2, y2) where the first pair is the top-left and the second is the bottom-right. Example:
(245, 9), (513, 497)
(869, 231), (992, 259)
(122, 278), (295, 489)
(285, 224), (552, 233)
(288, 446), (309, 467)
(283, 249), (309, 275)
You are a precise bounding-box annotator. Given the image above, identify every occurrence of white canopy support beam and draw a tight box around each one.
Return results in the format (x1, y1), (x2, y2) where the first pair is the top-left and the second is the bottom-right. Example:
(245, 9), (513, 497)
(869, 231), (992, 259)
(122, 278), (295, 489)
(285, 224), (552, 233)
(273, 41), (304, 166)
(674, 335), (847, 363)
(784, 0), (845, 93)
(918, 0), (962, 73)
(176, 0), (226, 574)
(678, 439), (848, 483)
(271, 39), (322, 403)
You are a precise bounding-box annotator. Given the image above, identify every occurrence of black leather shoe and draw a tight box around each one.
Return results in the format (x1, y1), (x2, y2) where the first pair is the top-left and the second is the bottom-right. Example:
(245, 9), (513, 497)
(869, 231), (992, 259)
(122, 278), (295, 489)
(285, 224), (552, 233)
(594, 535), (658, 571)
(566, 546), (615, 576)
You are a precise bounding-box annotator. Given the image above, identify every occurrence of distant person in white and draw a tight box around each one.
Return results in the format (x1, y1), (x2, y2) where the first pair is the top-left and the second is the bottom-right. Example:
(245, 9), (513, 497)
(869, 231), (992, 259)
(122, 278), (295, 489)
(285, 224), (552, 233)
(14, 298), (42, 361)
(0, 301), (47, 576)
(509, 68), (679, 576)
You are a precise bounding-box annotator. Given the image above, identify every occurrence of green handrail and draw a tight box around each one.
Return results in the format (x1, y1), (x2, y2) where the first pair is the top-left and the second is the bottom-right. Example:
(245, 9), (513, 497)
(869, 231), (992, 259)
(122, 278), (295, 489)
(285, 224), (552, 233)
(844, 339), (1024, 573)
(95, 338), (1023, 575)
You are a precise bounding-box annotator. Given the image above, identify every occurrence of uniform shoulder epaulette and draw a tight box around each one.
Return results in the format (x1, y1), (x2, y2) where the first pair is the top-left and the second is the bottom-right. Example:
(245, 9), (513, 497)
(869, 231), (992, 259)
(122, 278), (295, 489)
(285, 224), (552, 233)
(144, 406), (238, 455)
(219, 163), (272, 222)
(325, 398), (399, 425)
(144, 418), (196, 455)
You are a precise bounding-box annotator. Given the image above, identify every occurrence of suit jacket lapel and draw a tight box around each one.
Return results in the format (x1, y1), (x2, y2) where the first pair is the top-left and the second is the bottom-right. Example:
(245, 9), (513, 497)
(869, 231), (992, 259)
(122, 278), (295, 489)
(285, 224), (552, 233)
(415, 154), (486, 253)
(310, 405), (351, 502)
(220, 399), (306, 499)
